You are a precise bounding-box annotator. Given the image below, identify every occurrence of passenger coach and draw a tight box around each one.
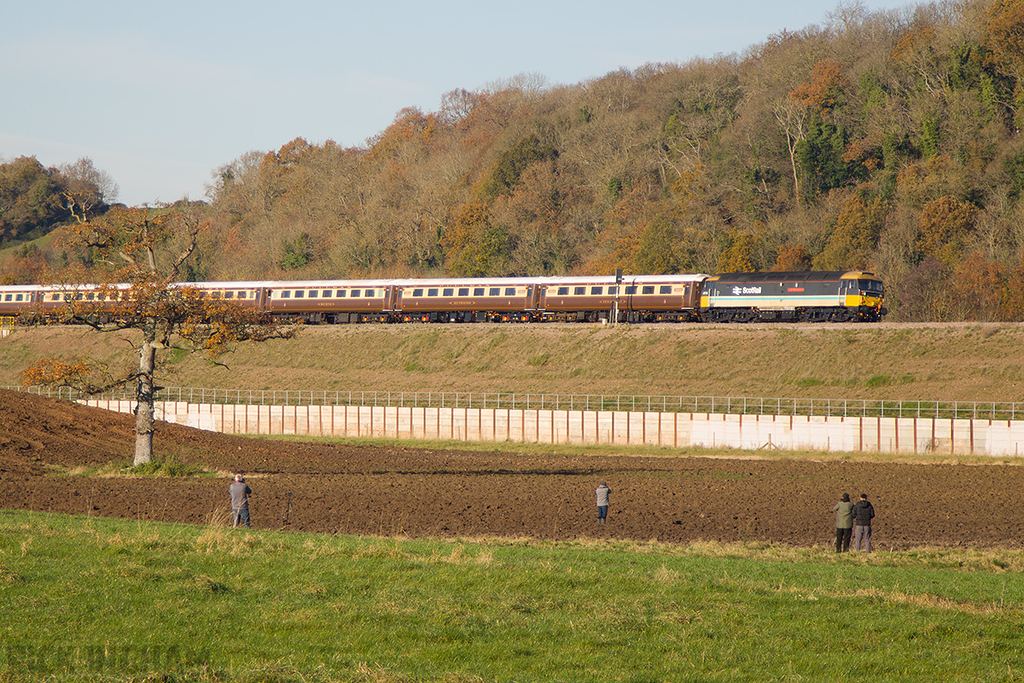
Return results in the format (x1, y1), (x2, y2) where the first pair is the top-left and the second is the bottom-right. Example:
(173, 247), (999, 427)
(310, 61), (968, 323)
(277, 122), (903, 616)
(539, 274), (705, 322)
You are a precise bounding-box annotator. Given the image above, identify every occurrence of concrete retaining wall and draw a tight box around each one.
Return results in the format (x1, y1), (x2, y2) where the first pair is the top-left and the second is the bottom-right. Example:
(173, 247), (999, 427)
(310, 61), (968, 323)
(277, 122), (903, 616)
(82, 400), (1024, 457)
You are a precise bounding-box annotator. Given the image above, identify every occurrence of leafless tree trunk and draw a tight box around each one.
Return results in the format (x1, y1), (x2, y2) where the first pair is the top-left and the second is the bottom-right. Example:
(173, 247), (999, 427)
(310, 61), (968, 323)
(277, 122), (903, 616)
(133, 330), (157, 466)
(772, 98), (805, 205)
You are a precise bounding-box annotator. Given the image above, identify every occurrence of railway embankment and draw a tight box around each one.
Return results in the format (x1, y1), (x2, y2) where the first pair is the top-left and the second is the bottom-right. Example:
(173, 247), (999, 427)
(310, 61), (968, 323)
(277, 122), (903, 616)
(0, 321), (1021, 404)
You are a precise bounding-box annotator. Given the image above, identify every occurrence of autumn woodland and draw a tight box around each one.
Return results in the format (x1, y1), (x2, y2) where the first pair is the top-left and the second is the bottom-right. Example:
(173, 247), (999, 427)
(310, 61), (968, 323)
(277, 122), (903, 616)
(6, 0), (1024, 321)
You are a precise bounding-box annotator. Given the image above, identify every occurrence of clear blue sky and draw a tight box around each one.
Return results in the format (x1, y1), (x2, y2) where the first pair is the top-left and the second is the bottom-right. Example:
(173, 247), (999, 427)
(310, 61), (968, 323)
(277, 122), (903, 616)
(2, 0), (916, 207)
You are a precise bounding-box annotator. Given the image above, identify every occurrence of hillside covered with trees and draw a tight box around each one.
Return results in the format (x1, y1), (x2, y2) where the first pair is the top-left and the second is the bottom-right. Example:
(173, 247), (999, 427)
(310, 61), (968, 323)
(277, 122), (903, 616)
(5, 0), (1024, 321)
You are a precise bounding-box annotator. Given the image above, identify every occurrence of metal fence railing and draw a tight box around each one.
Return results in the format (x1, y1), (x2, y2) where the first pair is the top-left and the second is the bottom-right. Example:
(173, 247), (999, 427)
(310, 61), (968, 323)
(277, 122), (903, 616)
(5, 385), (1023, 421)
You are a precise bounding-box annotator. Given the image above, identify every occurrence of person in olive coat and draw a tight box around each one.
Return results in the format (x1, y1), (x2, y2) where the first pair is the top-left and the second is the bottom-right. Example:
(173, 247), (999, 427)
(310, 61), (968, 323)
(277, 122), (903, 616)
(833, 493), (854, 552)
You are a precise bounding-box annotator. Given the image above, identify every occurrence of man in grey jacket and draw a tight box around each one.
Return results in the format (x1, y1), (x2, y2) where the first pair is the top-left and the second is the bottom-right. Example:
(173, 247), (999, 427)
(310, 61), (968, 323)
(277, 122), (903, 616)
(230, 473), (253, 528)
(595, 482), (611, 525)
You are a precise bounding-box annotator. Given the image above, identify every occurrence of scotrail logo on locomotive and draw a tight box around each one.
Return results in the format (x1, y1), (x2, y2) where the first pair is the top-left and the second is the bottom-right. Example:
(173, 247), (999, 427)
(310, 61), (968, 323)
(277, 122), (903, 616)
(731, 286), (762, 296)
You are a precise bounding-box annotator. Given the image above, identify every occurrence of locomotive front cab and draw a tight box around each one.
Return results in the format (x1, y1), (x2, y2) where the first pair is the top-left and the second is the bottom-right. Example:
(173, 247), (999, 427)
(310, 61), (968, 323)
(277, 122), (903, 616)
(840, 272), (886, 321)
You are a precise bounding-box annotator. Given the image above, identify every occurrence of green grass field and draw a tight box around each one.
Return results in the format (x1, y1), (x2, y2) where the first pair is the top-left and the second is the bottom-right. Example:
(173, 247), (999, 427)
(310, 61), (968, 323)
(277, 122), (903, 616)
(1, 510), (1023, 682)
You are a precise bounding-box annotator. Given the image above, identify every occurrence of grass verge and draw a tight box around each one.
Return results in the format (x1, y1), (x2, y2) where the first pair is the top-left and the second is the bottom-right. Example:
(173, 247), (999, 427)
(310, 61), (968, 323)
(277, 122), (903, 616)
(63, 446), (220, 479)
(1, 511), (1023, 682)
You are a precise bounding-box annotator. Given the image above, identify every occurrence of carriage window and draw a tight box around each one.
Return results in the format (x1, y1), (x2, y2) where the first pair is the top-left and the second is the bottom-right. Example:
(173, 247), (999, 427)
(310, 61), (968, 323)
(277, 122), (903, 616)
(321, 290), (331, 298)
(624, 286), (637, 294)
(308, 290), (318, 298)
(642, 286), (655, 294)
(458, 288), (470, 296)
(574, 287), (586, 295)
(294, 291), (304, 298)
(16, 293), (24, 301)
(428, 288), (439, 296)
(224, 291), (234, 299)
(351, 290), (361, 298)
(590, 287), (603, 295)
(443, 288), (454, 296)
(557, 287), (569, 295)
(86, 293), (95, 301)
(608, 287), (618, 295)
(489, 288), (501, 296)
(3, 294), (10, 302)
(412, 289), (423, 297)
(280, 291), (291, 298)
(238, 291), (248, 299)
(660, 285), (672, 294)
(504, 287), (515, 296)
(474, 288), (485, 296)
(337, 289), (347, 298)
(366, 289), (376, 297)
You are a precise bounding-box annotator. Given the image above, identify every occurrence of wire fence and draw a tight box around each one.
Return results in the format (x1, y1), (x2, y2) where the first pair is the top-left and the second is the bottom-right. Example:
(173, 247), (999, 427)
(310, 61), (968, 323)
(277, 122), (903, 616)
(7, 385), (1023, 421)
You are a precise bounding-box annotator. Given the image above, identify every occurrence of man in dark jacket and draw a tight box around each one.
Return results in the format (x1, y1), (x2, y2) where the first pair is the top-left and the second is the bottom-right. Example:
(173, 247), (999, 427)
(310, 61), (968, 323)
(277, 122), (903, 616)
(853, 493), (875, 552)
(833, 493), (855, 552)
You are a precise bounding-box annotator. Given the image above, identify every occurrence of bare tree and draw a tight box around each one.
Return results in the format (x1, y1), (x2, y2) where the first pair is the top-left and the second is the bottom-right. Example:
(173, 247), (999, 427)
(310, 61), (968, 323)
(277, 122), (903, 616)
(24, 205), (296, 466)
(58, 158), (119, 223)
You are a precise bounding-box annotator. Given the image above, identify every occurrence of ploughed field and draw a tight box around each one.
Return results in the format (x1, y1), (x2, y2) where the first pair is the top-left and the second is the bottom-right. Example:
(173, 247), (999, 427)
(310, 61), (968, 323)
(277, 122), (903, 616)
(0, 390), (1020, 550)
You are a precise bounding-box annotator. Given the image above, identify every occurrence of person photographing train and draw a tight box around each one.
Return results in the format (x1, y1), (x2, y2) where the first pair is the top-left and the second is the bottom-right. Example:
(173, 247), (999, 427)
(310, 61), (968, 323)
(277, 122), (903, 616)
(596, 481), (611, 524)
(230, 473), (253, 528)
(853, 493), (875, 552)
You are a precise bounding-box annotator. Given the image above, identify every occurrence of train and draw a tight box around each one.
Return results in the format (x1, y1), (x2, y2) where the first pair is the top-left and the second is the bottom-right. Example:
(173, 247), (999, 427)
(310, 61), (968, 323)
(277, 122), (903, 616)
(0, 270), (886, 324)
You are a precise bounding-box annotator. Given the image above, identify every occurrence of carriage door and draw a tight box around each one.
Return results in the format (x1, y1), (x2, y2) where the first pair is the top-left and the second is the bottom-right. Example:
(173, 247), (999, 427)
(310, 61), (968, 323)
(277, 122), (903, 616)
(526, 285), (541, 311)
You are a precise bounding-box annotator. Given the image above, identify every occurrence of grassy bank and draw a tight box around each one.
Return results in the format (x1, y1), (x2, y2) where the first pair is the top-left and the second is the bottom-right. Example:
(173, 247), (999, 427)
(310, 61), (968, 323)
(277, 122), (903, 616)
(2, 511), (1023, 682)
(1, 322), (1023, 404)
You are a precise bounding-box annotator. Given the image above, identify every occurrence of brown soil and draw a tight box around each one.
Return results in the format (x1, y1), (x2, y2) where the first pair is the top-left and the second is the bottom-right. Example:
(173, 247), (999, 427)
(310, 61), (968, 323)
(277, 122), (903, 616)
(0, 389), (1020, 550)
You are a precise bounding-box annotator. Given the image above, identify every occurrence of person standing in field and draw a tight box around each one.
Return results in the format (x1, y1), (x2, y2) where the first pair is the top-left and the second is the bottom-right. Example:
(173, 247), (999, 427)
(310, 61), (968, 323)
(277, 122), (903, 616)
(853, 493), (875, 552)
(595, 481), (611, 524)
(230, 473), (253, 528)
(833, 493), (854, 552)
